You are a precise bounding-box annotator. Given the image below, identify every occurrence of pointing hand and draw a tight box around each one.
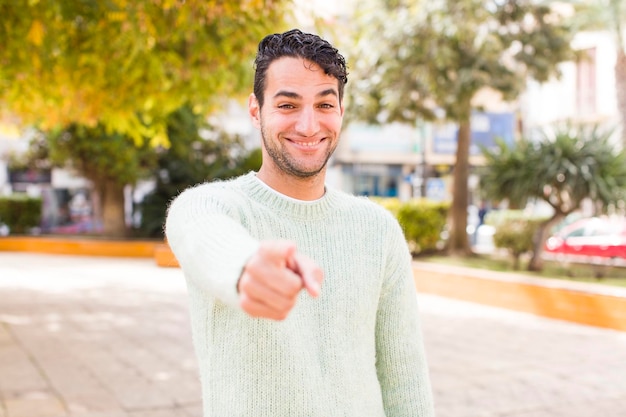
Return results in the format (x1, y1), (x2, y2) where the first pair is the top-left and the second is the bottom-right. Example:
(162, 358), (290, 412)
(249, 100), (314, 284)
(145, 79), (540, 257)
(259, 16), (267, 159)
(237, 240), (324, 320)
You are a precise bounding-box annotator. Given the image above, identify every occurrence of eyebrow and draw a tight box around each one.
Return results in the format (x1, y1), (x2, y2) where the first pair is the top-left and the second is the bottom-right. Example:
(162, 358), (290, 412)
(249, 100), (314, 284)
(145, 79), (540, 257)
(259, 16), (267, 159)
(273, 88), (338, 100)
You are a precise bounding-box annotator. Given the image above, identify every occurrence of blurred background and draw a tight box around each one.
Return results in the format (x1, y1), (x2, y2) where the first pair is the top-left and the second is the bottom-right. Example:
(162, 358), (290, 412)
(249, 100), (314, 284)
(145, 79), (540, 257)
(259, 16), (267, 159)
(1, 0), (626, 274)
(2, 3), (626, 416)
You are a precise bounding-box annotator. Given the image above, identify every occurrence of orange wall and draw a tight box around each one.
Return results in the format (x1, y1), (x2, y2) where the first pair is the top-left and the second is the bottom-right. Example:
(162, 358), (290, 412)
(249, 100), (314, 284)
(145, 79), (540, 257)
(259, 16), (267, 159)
(413, 264), (626, 332)
(0, 236), (158, 258)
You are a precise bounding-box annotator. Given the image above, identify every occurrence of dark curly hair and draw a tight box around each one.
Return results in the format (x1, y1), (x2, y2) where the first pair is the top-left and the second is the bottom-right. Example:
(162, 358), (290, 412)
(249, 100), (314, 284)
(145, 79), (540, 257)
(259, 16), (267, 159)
(253, 29), (348, 108)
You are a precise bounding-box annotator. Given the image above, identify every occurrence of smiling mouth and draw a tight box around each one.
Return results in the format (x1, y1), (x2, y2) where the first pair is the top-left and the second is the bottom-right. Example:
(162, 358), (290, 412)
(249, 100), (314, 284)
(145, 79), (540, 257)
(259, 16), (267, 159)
(288, 138), (324, 147)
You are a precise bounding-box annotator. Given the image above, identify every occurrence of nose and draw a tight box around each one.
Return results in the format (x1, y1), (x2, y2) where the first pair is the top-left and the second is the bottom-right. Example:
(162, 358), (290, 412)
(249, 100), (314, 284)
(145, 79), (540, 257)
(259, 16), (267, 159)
(294, 107), (319, 137)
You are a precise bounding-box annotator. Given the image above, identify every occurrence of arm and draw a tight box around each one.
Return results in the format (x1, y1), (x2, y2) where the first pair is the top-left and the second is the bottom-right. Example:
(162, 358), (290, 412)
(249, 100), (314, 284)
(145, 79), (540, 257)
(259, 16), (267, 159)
(165, 184), (323, 319)
(165, 184), (259, 308)
(375, 223), (435, 416)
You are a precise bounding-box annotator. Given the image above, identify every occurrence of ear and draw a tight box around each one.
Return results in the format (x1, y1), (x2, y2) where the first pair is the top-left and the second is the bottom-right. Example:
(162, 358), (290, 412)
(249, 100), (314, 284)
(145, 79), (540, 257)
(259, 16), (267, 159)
(248, 93), (261, 129)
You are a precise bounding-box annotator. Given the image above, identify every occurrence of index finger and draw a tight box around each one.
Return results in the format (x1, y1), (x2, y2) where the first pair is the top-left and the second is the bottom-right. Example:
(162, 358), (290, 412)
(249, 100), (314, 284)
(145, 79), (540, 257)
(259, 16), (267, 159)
(287, 253), (324, 297)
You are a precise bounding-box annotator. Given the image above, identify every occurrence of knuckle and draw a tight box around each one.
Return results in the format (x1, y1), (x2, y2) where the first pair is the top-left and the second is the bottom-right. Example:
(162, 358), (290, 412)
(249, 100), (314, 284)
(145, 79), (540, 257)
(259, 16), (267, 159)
(278, 297), (291, 310)
(285, 275), (303, 293)
(239, 294), (254, 311)
(243, 260), (261, 277)
(238, 276), (251, 292)
(275, 310), (289, 321)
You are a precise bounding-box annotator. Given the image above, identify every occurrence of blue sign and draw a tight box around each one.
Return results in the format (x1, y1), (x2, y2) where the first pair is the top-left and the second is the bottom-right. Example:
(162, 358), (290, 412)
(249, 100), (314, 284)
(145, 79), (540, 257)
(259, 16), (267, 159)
(426, 178), (447, 201)
(432, 112), (515, 155)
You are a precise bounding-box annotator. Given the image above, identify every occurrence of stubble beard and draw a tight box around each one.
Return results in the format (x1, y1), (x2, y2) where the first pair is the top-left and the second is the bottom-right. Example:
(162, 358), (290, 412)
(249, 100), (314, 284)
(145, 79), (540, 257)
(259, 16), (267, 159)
(261, 128), (336, 179)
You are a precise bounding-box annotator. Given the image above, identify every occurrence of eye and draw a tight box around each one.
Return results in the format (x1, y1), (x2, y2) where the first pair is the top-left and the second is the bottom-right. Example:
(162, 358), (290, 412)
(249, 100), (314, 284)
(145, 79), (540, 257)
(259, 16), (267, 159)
(319, 103), (335, 109)
(278, 103), (296, 109)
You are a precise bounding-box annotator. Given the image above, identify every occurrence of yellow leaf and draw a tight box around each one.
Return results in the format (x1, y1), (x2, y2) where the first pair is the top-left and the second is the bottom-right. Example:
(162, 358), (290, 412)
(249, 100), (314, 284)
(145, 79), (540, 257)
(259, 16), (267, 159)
(107, 11), (127, 22)
(27, 20), (44, 46)
(31, 54), (41, 70)
(149, 124), (170, 149)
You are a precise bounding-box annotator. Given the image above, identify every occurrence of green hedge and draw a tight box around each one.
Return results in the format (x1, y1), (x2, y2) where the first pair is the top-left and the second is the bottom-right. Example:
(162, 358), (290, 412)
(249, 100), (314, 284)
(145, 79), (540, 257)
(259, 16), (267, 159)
(490, 209), (547, 269)
(373, 198), (449, 255)
(0, 194), (42, 234)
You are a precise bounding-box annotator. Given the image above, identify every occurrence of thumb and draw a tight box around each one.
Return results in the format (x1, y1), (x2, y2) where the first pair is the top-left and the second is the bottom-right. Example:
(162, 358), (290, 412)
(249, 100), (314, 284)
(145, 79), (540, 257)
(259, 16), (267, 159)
(287, 253), (323, 297)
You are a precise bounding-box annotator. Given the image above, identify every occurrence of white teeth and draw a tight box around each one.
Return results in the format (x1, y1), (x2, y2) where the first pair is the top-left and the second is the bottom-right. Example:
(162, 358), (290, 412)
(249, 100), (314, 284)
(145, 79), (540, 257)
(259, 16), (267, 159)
(299, 140), (321, 147)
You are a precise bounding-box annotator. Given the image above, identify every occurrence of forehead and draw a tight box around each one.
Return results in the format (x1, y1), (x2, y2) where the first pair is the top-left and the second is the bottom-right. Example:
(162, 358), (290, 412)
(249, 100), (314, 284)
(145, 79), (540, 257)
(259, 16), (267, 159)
(264, 57), (339, 97)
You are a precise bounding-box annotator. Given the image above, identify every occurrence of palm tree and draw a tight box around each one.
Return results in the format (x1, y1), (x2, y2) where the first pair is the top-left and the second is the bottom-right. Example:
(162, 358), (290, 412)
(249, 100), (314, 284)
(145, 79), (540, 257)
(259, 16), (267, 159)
(480, 123), (626, 271)
(345, 0), (575, 256)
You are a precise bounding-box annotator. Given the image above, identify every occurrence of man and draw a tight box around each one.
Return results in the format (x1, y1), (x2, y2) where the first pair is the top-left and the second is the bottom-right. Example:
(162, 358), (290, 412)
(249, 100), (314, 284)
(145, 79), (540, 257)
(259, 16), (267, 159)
(165, 29), (435, 416)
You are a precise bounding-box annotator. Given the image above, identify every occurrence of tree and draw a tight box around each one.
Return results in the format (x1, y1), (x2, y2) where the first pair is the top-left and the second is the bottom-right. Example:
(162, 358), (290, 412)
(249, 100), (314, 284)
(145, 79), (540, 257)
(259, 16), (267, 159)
(29, 124), (157, 237)
(22, 106), (262, 237)
(480, 123), (626, 271)
(136, 106), (262, 238)
(0, 0), (288, 236)
(0, 0), (288, 145)
(344, 0), (576, 255)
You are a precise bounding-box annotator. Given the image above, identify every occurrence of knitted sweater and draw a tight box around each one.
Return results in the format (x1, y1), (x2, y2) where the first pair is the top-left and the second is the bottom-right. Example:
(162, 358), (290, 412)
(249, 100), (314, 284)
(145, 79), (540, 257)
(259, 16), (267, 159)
(165, 172), (435, 417)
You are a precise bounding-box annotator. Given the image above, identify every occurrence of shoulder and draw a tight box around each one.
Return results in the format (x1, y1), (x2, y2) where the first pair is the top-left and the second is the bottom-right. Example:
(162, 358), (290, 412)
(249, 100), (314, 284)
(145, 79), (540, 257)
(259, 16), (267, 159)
(167, 174), (250, 214)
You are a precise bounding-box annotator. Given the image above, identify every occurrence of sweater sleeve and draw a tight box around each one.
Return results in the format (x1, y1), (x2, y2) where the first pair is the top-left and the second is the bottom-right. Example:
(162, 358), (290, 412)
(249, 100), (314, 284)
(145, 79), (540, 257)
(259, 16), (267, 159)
(164, 183), (260, 308)
(375, 220), (435, 416)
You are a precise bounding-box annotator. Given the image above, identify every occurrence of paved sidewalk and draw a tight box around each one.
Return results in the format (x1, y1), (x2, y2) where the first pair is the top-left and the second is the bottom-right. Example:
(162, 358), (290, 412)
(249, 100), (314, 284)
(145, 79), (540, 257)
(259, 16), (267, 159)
(0, 253), (625, 417)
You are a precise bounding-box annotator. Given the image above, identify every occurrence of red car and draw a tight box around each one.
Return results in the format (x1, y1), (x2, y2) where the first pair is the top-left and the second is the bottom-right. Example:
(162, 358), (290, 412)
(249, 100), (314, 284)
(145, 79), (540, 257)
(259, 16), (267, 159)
(544, 216), (626, 261)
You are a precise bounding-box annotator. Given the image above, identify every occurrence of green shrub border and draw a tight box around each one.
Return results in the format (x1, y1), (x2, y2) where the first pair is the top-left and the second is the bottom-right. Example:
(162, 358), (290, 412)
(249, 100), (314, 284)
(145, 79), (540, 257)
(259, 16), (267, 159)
(487, 209), (548, 269)
(372, 197), (449, 255)
(0, 194), (42, 234)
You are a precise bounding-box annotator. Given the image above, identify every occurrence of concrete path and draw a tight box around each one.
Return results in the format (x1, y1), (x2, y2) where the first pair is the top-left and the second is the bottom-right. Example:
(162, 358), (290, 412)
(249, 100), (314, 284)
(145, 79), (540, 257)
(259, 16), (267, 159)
(0, 253), (625, 417)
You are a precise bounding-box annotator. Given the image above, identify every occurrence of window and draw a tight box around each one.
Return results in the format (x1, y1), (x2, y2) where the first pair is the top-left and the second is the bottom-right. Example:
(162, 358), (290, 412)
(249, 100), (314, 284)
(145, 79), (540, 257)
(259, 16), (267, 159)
(576, 47), (597, 116)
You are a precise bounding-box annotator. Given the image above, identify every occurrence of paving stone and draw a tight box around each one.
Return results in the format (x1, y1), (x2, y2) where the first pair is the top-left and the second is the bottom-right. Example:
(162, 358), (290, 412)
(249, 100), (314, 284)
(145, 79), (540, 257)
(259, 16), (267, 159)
(2, 253), (626, 417)
(69, 410), (127, 417)
(0, 342), (49, 394)
(127, 407), (192, 417)
(180, 403), (203, 417)
(4, 389), (68, 417)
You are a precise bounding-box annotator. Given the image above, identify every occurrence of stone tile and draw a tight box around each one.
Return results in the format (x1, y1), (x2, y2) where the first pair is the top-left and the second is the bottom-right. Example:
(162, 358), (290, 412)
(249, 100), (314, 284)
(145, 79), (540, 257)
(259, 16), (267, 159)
(0, 343), (49, 393)
(2, 254), (626, 417)
(4, 389), (68, 417)
(180, 403), (203, 417)
(69, 410), (127, 417)
(127, 407), (190, 417)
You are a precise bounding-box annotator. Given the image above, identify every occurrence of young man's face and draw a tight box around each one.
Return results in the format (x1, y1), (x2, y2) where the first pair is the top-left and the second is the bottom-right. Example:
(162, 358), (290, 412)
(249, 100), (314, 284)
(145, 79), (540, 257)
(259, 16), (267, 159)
(249, 57), (344, 179)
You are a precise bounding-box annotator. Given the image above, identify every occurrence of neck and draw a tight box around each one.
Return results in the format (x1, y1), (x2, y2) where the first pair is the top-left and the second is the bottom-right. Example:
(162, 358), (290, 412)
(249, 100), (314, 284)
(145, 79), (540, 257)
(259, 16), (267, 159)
(256, 167), (326, 201)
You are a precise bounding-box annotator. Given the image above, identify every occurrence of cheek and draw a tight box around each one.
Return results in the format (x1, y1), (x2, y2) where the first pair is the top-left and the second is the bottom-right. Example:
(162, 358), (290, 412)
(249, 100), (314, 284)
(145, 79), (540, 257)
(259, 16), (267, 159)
(263, 114), (292, 133)
(326, 114), (343, 133)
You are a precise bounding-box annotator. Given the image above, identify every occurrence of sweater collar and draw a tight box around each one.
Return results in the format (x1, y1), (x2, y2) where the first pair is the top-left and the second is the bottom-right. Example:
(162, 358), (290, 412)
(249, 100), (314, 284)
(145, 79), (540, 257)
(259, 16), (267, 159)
(238, 172), (339, 220)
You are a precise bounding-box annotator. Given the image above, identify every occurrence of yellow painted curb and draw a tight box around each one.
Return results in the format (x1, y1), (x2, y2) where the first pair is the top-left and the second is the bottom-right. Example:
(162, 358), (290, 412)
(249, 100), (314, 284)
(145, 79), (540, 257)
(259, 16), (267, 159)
(154, 243), (180, 268)
(4, 237), (624, 332)
(0, 236), (160, 258)
(413, 262), (626, 332)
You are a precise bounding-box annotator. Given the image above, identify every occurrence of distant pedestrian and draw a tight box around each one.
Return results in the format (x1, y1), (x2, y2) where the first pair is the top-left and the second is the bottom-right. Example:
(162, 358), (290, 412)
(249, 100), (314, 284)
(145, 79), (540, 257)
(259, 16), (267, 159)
(166, 28), (435, 416)
(478, 201), (489, 227)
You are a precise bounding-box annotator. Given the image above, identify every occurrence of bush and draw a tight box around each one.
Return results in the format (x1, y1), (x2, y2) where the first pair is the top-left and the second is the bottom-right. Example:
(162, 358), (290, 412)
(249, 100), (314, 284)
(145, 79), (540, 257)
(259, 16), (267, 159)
(373, 198), (449, 255)
(491, 210), (545, 269)
(0, 194), (42, 234)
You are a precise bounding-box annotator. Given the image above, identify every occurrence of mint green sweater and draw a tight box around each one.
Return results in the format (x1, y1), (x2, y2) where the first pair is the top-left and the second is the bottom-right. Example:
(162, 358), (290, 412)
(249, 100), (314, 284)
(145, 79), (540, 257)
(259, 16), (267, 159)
(165, 172), (434, 416)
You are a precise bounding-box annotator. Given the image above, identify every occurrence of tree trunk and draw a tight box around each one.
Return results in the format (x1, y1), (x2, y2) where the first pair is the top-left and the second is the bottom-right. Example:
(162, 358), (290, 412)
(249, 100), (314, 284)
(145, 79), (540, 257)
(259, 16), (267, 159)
(527, 213), (564, 272)
(447, 117), (472, 256)
(92, 178), (127, 238)
(615, 48), (626, 147)
(512, 253), (521, 271)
